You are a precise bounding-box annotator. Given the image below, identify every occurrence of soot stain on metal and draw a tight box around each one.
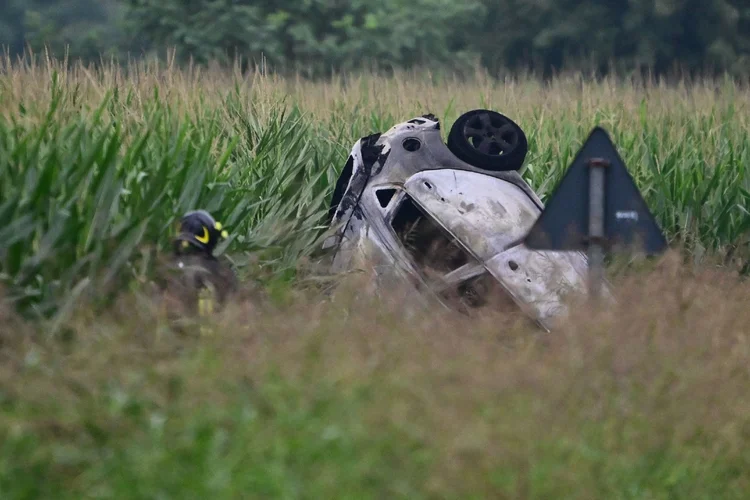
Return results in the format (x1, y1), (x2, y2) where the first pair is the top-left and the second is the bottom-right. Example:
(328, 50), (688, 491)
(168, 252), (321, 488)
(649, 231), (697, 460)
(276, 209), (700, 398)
(361, 133), (383, 164)
(420, 113), (439, 129)
(334, 134), (384, 219)
(459, 202), (476, 213)
(374, 149), (390, 176)
(326, 110), (599, 331)
(489, 200), (508, 217)
(328, 155), (354, 223)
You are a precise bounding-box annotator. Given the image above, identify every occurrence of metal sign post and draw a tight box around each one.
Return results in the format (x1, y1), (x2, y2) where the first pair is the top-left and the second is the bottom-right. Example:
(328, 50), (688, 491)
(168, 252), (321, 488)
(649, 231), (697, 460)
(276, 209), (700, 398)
(587, 158), (608, 300)
(524, 127), (668, 301)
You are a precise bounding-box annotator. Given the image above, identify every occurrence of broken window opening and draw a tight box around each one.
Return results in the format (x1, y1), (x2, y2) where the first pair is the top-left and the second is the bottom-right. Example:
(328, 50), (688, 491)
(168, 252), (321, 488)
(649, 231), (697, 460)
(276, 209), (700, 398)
(375, 188), (398, 208)
(391, 195), (470, 276)
(390, 194), (519, 315)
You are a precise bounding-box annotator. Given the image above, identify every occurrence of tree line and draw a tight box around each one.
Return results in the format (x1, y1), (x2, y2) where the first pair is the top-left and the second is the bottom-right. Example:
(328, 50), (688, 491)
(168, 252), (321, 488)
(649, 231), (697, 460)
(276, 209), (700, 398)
(2, 0), (749, 78)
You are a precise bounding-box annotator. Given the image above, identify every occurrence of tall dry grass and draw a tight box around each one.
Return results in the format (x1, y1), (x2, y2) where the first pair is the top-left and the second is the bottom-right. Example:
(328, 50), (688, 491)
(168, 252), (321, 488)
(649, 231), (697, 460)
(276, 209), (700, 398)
(2, 54), (750, 496)
(1, 252), (749, 498)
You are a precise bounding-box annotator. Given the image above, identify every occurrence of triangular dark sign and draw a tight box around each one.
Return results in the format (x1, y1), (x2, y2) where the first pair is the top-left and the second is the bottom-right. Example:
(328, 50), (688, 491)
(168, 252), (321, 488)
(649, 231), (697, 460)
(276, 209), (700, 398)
(524, 127), (667, 254)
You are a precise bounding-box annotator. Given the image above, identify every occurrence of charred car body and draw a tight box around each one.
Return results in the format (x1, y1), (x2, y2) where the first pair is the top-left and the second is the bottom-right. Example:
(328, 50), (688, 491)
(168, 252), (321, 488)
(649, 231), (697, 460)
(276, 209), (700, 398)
(324, 110), (601, 330)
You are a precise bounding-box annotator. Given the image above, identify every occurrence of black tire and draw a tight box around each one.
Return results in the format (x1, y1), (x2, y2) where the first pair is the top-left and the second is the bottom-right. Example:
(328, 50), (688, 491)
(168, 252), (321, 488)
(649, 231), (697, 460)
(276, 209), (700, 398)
(447, 109), (528, 171)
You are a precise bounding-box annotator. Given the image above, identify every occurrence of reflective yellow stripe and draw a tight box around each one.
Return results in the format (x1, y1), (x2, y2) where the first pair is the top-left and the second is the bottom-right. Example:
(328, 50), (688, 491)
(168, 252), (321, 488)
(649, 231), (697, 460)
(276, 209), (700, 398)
(197, 287), (216, 336)
(195, 227), (210, 244)
(198, 291), (215, 316)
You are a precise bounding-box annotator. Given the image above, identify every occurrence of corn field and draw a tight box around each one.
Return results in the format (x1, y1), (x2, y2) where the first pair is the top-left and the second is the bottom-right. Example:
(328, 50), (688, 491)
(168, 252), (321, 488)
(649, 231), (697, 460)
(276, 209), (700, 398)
(1, 56), (749, 317)
(3, 55), (750, 499)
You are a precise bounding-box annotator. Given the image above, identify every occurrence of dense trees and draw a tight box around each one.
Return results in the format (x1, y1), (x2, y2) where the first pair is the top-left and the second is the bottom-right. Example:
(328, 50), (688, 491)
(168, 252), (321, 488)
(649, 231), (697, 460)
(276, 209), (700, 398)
(475, 0), (750, 78)
(2, 0), (749, 78)
(122, 0), (483, 75)
(1, 0), (125, 61)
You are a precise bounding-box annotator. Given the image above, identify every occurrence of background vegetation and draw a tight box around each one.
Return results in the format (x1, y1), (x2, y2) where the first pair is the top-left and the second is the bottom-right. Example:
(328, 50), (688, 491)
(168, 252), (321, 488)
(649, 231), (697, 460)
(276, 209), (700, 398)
(2, 57), (749, 320)
(2, 2), (750, 496)
(2, 253), (750, 498)
(2, 0), (750, 78)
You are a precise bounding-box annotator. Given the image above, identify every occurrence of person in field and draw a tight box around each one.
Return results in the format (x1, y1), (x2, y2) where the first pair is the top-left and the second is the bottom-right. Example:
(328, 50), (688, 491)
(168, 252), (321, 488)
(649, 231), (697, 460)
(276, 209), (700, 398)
(158, 210), (237, 330)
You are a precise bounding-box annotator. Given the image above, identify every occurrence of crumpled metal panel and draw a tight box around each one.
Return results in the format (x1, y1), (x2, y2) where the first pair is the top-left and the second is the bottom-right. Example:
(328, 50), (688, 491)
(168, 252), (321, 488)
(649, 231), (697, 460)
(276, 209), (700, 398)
(403, 169), (542, 260)
(483, 246), (589, 329)
(325, 113), (608, 330)
(403, 169), (593, 329)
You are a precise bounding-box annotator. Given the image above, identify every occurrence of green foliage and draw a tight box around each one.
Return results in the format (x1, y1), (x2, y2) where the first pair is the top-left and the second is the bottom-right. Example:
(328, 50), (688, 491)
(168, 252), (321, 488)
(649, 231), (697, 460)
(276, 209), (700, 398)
(1, 60), (750, 318)
(520, 91), (750, 260)
(121, 0), (750, 78)
(1, 0), (125, 62)
(3, 0), (749, 77)
(476, 0), (750, 78)
(2, 271), (750, 498)
(0, 2), (25, 56)
(124, 0), (483, 75)
(0, 72), (339, 319)
(1, 59), (750, 499)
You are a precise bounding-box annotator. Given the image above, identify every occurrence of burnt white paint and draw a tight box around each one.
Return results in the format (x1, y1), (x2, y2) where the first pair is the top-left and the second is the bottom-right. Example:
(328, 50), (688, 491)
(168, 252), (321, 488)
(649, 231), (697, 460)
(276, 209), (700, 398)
(324, 114), (610, 330)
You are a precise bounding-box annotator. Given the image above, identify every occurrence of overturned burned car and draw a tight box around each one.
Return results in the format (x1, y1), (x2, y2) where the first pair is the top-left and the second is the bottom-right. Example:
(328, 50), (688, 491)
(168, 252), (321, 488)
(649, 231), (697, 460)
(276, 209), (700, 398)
(323, 110), (596, 330)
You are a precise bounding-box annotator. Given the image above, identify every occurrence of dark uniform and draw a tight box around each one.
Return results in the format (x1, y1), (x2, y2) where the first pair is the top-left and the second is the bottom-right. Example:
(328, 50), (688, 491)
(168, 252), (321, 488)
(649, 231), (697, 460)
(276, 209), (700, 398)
(159, 210), (237, 331)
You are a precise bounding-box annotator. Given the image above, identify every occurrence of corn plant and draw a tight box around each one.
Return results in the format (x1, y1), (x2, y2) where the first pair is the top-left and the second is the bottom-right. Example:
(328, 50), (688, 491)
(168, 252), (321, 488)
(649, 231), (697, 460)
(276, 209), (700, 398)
(1, 58), (749, 319)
